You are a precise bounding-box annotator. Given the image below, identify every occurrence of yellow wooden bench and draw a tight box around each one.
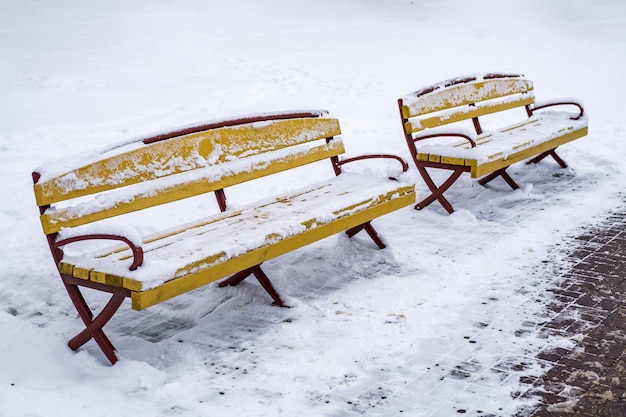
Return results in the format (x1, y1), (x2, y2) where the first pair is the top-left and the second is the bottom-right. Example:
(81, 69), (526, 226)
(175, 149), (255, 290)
(32, 110), (416, 364)
(398, 73), (589, 213)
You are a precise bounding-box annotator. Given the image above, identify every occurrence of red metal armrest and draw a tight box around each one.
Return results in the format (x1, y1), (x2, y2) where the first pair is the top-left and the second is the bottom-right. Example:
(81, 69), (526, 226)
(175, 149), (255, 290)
(333, 154), (409, 179)
(413, 132), (477, 148)
(527, 100), (585, 120)
(55, 234), (144, 271)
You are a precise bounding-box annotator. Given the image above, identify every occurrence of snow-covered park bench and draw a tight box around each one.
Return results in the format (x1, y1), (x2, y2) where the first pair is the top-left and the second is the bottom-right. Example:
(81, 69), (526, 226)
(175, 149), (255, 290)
(398, 73), (589, 214)
(32, 110), (416, 364)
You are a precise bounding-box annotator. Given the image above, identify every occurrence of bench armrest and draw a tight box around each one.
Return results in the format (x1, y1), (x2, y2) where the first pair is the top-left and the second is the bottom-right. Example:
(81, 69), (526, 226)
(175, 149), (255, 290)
(334, 154), (409, 180)
(55, 234), (144, 271)
(528, 99), (585, 120)
(413, 132), (477, 148)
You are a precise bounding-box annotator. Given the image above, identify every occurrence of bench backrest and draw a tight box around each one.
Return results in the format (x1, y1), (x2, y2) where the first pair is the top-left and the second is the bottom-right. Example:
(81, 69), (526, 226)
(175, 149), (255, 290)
(33, 111), (343, 235)
(398, 73), (535, 136)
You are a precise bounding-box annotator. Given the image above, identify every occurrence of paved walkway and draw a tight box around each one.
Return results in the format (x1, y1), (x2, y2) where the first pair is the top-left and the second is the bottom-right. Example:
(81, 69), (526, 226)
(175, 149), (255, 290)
(518, 206), (626, 416)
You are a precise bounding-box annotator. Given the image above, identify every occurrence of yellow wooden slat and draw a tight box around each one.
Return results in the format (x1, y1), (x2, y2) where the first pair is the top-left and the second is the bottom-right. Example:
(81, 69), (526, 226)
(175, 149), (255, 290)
(58, 262), (74, 276)
(34, 117), (342, 206)
(404, 120), (418, 134)
(402, 77), (534, 118)
(130, 186), (416, 310)
(465, 160), (477, 169)
(90, 270), (123, 287)
(475, 135), (495, 146)
(511, 140), (534, 152)
(73, 266), (92, 280)
(441, 156), (466, 165)
(39, 140), (345, 234)
(404, 95), (535, 134)
(471, 126), (588, 178)
(500, 117), (540, 133)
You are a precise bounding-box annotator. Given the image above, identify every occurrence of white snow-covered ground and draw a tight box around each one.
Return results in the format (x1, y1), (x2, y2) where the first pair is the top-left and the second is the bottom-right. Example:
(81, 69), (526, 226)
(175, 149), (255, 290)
(1, 1), (625, 416)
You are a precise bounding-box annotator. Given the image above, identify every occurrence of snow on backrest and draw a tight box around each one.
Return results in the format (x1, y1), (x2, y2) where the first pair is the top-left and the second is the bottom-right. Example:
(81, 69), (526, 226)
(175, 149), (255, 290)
(34, 113), (342, 206)
(33, 112), (345, 234)
(400, 74), (534, 119)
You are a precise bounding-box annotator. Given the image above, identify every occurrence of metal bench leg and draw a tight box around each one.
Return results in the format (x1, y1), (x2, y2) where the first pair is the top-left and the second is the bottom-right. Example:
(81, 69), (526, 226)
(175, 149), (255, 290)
(62, 279), (125, 365)
(250, 266), (285, 307)
(219, 268), (253, 287)
(416, 166), (464, 214)
(479, 168), (519, 190)
(219, 265), (285, 307)
(527, 149), (568, 168)
(346, 221), (386, 249)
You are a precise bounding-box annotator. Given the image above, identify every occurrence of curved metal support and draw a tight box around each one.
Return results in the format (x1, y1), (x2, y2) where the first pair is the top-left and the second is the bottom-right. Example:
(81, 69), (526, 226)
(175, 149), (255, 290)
(61, 275), (130, 364)
(346, 221), (386, 249)
(333, 154), (409, 178)
(219, 265), (285, 307)
(55, 234), (144, 271)
(478, 168), (520, 190)
(413, 132), (477, 148)
(526, 149), (568, 168)
(398, 94), (472, 215)
(527, 101), (585, 120)
(67, 292), (126, 364)
(415, 166), (466, 214)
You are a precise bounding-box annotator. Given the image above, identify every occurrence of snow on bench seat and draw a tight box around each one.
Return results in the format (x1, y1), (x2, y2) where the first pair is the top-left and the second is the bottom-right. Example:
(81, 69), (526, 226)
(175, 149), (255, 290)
(58, 173), (414, 310)
(415, 111), (589, 178)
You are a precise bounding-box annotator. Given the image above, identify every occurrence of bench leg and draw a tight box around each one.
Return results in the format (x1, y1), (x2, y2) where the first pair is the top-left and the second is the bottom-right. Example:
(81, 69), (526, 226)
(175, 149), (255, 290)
(526, 149), (568, 168)
(219, 265), (285, 307)
(62, 278), (126, 365)
(416, 166), (464, 214)
(250, 266), (285, 307)
(346, 221), (386, 249)
(218, 268), (252, 287)
(478, 168), (519, 190)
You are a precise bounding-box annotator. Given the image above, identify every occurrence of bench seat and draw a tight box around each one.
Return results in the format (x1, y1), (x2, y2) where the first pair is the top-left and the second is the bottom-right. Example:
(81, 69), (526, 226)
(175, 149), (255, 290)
(416, 111), (589, 178)
(59, 173), (414, 310)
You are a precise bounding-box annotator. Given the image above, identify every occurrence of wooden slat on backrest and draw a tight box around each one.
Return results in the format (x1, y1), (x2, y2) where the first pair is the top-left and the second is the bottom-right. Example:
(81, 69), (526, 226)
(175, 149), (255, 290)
(399, 74), (535, 134)
(35, 114), (344, 234)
